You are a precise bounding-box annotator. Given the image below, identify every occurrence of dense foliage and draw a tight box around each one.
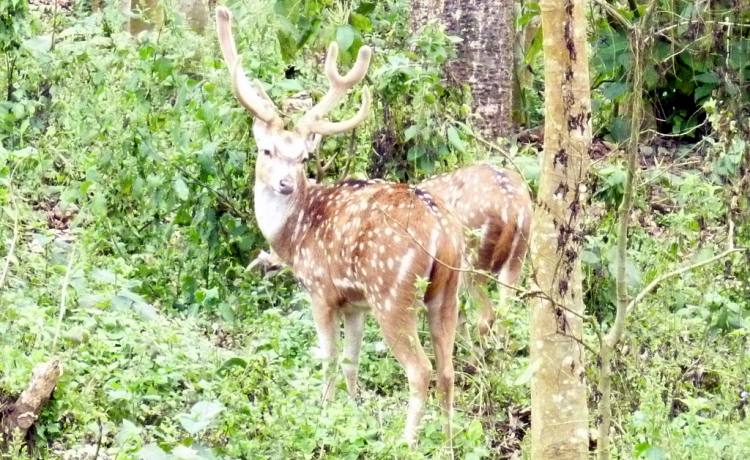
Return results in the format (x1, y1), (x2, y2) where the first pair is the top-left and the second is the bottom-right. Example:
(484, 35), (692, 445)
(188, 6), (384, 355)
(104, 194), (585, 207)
(1, 0), (748, 458)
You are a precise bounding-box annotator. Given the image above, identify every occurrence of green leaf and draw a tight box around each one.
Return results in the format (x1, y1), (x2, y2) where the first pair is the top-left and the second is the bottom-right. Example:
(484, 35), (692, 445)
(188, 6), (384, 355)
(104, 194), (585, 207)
(643, 65), (659, 88)
(136, 444), (171, 460)
(349, 12), (372, 33)
(601, 81), (629, 100)
(355, 1), (376, 14)
(275, 79), (304, 92)
(153, 57), (173, 81)
(112, 290), (158, 321)
(91, 268), (118, 285)
(171, 445), (198, 460)
(524, 28), (543, 65)
(644, 446), (666, 460)
(335, 25), (356, 51)
(610, 116), (630, 143)
(446, 126), (466, 153)
(218, 302), (235, 323)
(694, 71), (720, 84)
(407, 145), (425, 161)
(178, 400), (225, 435)
(22, 35), (51, 56)
(218, 357), (248, 375)
(115, 419), (141, 446)
(694, 84), (715, 102)
(173, 176), (189, 201)
(404, 124), (420, 142)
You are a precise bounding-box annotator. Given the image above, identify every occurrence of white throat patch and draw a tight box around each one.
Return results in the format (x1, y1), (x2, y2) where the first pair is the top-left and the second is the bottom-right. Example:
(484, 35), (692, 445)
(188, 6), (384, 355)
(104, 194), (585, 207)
(254, 184), (293, 242)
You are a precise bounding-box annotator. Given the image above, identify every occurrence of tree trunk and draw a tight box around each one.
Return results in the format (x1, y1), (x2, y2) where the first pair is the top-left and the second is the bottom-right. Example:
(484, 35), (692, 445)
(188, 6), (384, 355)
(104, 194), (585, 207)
(411, 0), (515, 139)
(409, 0), (443, 31)
(528, 0), (592, 458)
(123, 0), (163, 35)
(179, 0), (209, 33)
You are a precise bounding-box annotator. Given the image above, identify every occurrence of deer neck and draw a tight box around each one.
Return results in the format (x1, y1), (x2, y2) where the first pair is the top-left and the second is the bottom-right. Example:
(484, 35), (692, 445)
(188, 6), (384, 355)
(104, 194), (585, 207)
(253, 174), (311, 265)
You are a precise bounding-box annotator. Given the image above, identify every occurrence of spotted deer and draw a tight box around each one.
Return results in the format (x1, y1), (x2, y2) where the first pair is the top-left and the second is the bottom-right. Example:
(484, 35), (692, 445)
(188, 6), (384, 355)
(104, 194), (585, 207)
(216, 7), (464, 444)
(421, 164), (532, 335)
(253, 165), (533, 336)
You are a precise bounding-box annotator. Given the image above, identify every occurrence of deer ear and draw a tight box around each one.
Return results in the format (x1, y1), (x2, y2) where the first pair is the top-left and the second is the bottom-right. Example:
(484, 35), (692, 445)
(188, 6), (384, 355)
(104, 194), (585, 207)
(305, 133), (322, 154)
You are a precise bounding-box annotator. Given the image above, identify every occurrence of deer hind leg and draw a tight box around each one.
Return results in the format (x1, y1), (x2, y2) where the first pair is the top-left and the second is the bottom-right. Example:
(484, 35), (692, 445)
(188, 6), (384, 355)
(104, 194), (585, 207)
(375, 307), (431, 446)
(471, 273), (495, 336)
(311, 300), (338, 403)
(495, 223), (529, 327)
(342, 309), (365, 398)
(425, 271), (460, 442)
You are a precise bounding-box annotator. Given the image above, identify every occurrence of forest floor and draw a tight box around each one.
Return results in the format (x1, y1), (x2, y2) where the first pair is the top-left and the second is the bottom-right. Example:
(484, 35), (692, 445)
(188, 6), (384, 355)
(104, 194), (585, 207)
(2, 136), (749, 459)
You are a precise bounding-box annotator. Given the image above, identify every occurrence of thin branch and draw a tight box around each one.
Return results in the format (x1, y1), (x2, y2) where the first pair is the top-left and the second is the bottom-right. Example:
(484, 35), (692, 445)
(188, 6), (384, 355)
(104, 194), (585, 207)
(447, 117), (531, 191)
(598, 5), (656, 458)
(0, 193), (19, 290)
(626, 247), (748, 315)
(593, 0), (634, 30)
(51, 246), (76, 353)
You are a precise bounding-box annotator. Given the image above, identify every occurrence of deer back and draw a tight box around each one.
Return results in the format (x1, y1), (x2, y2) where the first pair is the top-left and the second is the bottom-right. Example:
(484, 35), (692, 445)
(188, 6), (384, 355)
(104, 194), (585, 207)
(421, 164), (532, 274)
(275, 180), (463, 312)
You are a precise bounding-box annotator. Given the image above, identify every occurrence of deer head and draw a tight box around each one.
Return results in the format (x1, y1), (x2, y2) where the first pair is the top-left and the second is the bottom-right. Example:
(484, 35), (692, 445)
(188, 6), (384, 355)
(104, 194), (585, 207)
(215, 6), (371, 199)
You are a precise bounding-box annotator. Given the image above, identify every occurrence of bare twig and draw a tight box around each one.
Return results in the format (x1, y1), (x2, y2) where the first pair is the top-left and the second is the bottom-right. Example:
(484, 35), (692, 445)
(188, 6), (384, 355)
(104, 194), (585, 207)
(0, 192), (19, 290)
(626, 247), (747, 316)
(592, 0), (634, 30)
(447, 117), (530, 190)
(51, 246), (77, 353)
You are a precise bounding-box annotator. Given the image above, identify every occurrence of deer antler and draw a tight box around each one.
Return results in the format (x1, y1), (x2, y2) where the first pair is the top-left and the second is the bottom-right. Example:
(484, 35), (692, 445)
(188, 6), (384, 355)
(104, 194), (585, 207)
(297, 43), (372, 136)
(215, 7), (283, 128)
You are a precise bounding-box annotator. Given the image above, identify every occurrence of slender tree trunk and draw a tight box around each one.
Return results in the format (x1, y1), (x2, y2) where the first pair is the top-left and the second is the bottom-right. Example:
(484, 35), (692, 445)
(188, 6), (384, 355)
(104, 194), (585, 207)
(528, 0), (592, 458)
(179, 0), (209, 33)
(411, 0), (515, 138)
(123, 0), (163, 35)
(597, 6), (655, 457)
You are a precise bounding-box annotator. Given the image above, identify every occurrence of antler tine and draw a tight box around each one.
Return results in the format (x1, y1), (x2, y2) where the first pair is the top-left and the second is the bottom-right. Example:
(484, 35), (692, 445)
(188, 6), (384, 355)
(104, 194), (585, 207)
(215, 7), (283, 128)
(305, 87), (371, 135)
(325, 42), (372, 86)
(297, 43), (372, 135)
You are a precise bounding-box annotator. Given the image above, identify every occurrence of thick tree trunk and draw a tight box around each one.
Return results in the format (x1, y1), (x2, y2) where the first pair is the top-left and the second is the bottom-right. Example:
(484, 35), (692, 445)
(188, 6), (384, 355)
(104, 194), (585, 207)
(528, 0), (592, 458)
(409, 0), (443, 31)
(411, 0), (515, 139)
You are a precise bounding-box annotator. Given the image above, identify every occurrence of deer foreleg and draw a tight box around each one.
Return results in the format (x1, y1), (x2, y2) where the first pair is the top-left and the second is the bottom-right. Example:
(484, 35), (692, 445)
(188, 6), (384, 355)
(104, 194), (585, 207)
(312, 302), (338, 403)
(342, 310), (365, 398)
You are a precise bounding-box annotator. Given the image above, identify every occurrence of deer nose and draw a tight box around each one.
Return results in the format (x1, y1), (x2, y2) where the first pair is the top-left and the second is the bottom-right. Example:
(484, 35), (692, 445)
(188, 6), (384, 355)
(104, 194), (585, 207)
(278, 177), (295, 195)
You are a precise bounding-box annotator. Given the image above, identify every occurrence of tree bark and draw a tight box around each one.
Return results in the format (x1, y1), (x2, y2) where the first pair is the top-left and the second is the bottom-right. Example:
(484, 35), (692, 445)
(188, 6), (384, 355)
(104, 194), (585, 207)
(123, 0), (163, 35)
(179, 0), (209, 33)
(409, 0), (443, 31)
(1, 360), (62, 445)
(411, 0), (515, 139)
(528, 0), (591, 458)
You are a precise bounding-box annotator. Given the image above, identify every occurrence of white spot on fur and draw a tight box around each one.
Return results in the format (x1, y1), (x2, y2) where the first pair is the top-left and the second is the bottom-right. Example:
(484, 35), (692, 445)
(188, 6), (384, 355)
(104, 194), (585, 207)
(396, 248), (416, 287)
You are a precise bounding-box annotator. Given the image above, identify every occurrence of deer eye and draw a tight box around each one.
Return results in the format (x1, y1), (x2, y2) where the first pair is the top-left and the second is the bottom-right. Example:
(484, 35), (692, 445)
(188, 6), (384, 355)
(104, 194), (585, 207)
(262, 149), (272, 157)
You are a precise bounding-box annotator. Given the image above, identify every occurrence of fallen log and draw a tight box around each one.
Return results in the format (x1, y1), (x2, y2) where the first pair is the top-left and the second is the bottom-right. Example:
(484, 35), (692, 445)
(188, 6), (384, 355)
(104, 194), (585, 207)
(1, 359), (62, 446)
